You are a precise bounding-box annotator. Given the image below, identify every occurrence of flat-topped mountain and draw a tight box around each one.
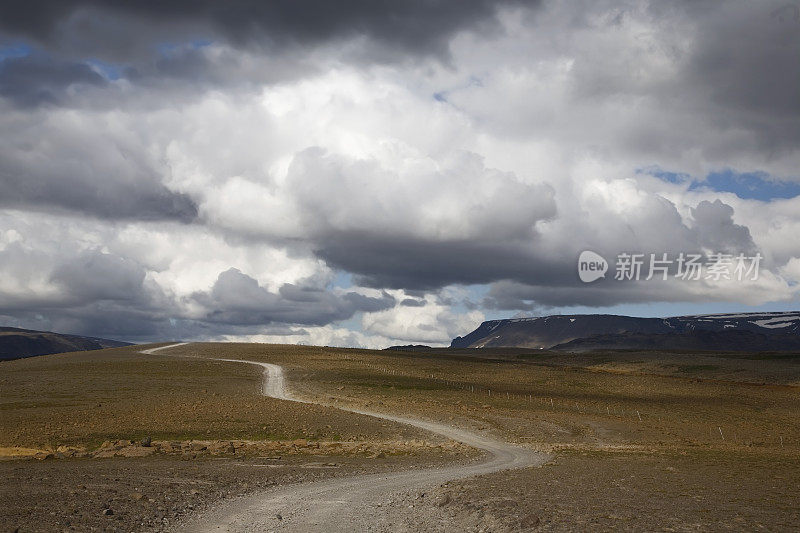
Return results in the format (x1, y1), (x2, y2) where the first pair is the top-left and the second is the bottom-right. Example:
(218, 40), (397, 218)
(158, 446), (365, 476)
(0, 327), (132, 360)
(450, 312), (800, 352)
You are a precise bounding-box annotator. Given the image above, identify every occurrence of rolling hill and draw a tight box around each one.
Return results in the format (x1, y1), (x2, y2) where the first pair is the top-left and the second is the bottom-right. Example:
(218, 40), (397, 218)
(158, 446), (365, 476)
(450, 312), (800, 352)
(0, 327), (132, 360)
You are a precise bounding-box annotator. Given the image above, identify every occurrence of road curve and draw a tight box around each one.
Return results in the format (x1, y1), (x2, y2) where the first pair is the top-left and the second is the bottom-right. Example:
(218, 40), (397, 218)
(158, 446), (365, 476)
(142, 343), (549, 532)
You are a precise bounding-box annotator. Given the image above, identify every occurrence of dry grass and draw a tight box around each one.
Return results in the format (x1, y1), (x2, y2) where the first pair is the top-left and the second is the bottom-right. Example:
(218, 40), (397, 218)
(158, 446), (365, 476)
(428, 447), (800, 531)
(3, 341), (798, 531)
(5, 341), (796, 453)
(0, 344), (434, 449)
(169, 343), (799, 452)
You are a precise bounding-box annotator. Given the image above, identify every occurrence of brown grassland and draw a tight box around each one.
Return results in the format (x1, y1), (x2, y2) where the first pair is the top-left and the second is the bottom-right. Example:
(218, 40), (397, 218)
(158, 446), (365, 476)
(1, 342), (799, 531)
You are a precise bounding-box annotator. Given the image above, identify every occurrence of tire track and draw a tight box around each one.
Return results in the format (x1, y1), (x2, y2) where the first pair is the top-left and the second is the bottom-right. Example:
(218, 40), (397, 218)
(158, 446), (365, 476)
(142, 343), (549, 532)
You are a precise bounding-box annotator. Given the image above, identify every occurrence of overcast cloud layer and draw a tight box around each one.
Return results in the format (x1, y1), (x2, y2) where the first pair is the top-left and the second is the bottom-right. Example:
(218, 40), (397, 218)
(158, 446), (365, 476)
(1, 0), (799, 347)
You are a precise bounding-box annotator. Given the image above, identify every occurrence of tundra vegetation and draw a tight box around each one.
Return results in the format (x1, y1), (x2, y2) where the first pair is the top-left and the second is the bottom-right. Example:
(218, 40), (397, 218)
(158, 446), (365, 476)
(1, 342), (798, 531)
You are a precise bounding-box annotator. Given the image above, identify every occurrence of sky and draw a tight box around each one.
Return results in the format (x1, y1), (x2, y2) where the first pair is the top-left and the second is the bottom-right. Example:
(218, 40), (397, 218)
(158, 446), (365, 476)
(1, 0), (799, 347)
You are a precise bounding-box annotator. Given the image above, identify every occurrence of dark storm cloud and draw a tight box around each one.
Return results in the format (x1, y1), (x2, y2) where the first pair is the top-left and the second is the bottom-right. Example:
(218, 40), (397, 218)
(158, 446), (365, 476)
(342, 291), (398, 313)
(482, 279), (680, 310)
(0, 247), (155, 312)
(282, 147), (560, 292)
(0, 258), (398, 341)
(0, 303), (166, 340)
(481, 197), (762, 311)
(467, 1), (800, 174)
(0, 53), (105, 106)
(151, 46), (227, 82)
(684, 1), (800, 118)
(0, 0), (532, 61)
(193, 267), (395, 326)
(690, 200), (756, 254)
(0, 117), (199, 222)
(0, 305), (314, 343)
(316, 233), (571, 291)
(0, 247), (172, 341)
(51, 250), (147, 304)
(677, 1), (800, 155)
(0, 176), (198, 222)
(310, 195), (753, 293)
(0, 169), (198, 222)
(658, 2), (800, 161)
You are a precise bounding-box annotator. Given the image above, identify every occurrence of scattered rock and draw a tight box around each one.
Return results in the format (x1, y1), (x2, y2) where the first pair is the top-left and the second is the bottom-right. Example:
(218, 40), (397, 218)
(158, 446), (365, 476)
(519, 513), (541, 528)
(95, 446), (157, 458)
(435, 492), (452, 507)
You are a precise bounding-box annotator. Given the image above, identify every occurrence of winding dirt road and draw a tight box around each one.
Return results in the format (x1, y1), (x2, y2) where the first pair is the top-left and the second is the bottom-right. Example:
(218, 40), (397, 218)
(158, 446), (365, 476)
(142, 343), (549, 532)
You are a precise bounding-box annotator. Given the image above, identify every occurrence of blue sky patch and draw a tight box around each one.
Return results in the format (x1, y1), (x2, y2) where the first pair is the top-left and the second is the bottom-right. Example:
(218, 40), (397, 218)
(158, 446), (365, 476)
(85, 59), (125, 81)
(0, 43), (31, 62)
(690, 170), (800, 201)
(157, 39), (213, 57)
(331, 270), (354, 289)
(641, 166), (800, 201)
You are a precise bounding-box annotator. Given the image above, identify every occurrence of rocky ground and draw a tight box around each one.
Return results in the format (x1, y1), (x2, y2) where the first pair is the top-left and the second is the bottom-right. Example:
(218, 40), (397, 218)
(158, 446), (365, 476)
(417, 447), (800, 532)
(295, 446), (798, 532)
(3, 342), (799, 532)
(0, 453), (458, 533)
(6, 436), (466, 461)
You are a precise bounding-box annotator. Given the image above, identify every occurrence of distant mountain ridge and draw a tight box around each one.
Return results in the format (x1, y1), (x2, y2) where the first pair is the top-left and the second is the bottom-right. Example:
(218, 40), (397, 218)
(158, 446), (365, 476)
(0, 326), (132, 361)
(450, 312), (800, 352)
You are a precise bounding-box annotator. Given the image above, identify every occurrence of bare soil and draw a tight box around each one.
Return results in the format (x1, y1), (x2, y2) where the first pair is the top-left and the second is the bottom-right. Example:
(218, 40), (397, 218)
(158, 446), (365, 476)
(0, 454), (449, 533)
(421, 447), (800, 531)
(2, 342), (799, 532)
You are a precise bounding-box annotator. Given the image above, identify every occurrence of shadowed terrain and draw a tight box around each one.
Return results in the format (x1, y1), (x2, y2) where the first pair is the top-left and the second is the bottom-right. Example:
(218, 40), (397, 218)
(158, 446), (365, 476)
(451, 312), (800, 352)
(0, 327), (130, 361)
